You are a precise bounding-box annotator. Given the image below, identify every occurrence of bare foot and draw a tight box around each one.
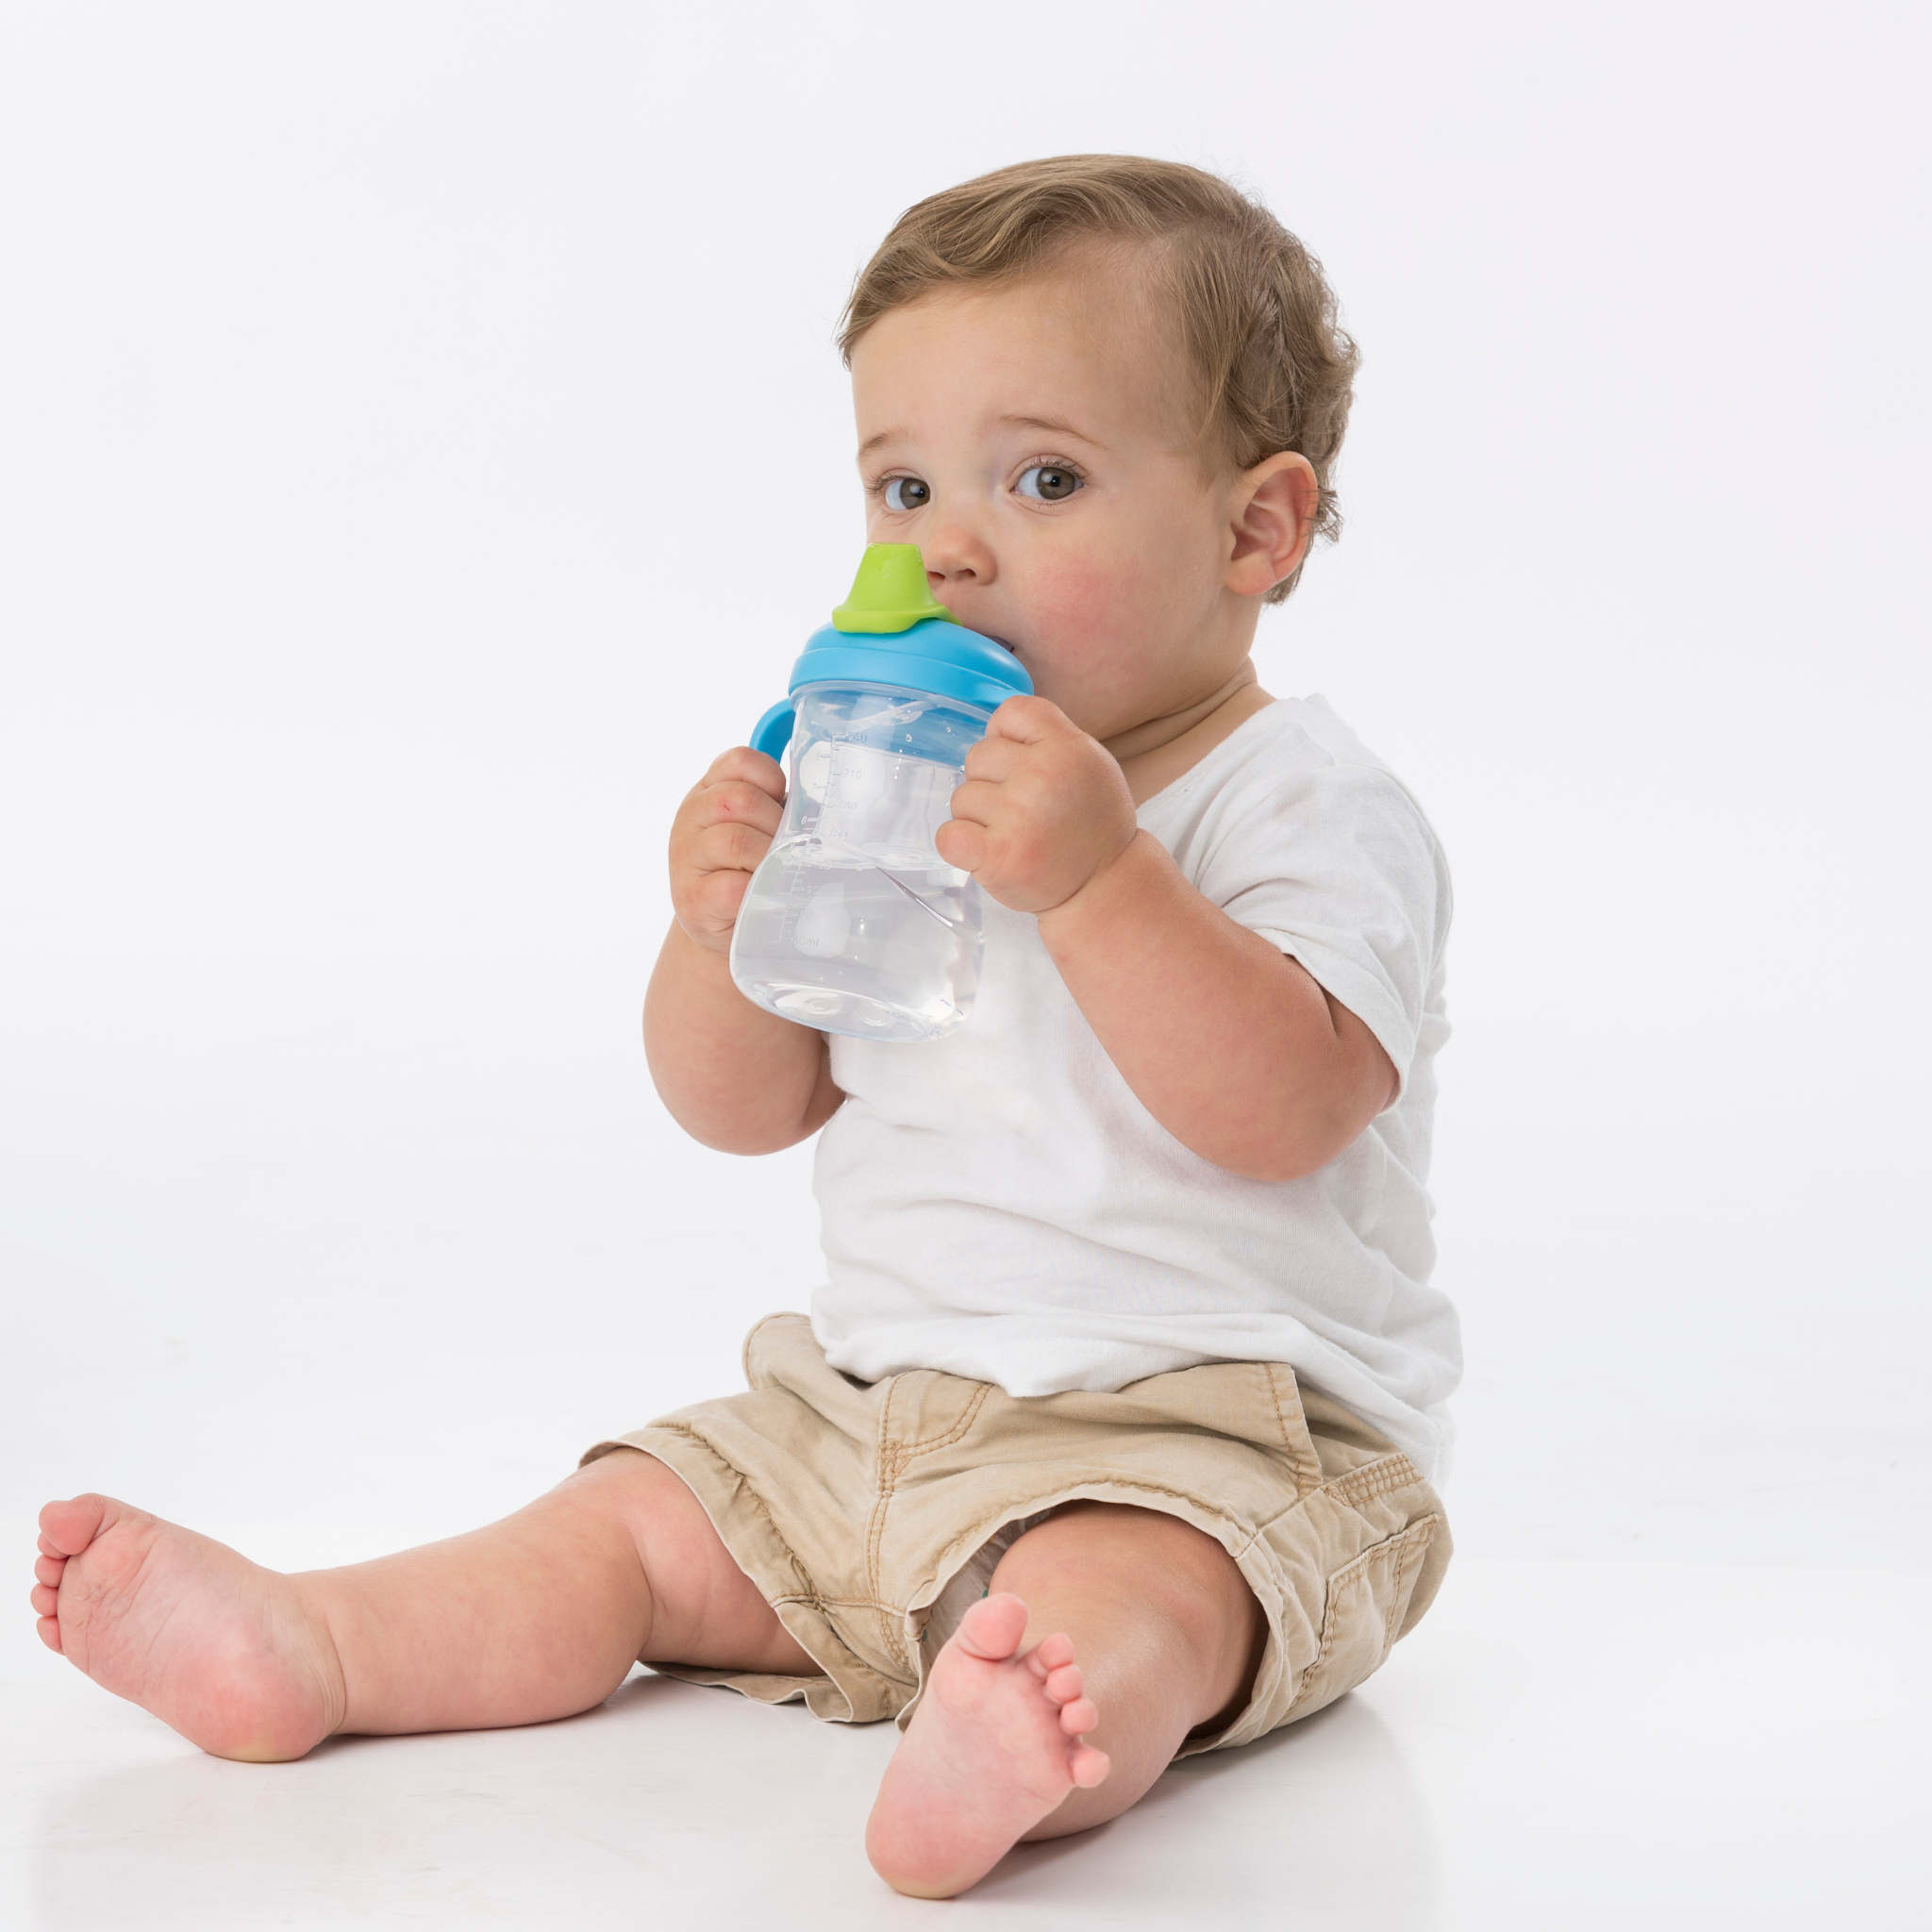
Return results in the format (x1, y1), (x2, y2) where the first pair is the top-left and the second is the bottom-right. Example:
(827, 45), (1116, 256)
(866, 1592), (1110, 1898)
(30, 1494), (345, 1762)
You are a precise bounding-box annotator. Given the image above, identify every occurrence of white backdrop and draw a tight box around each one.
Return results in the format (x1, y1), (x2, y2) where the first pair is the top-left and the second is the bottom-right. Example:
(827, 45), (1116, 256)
(3, 0), (1926, 1617)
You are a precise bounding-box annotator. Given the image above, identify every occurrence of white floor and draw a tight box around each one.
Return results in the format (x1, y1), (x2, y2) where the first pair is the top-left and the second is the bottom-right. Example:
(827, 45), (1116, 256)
(5, 6), (1930, 1923)
(3, 1557), (1919, 1930)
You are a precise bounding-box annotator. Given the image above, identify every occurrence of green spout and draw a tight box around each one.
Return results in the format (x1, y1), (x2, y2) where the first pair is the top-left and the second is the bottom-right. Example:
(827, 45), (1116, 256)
(830, 543), (958, 634)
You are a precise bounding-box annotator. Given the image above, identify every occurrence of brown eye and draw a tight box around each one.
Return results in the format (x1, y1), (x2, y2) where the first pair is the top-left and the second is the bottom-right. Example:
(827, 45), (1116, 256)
(883, 475), (930, 511)
(1017, 465), (1080, 501)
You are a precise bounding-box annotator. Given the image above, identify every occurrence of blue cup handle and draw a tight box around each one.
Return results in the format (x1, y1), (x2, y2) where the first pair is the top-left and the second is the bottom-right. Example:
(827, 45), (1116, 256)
(750, 700), (795, 765)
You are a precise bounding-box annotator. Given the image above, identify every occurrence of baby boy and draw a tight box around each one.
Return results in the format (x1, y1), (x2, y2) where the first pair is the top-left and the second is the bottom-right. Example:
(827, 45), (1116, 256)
(31, 155), (1460, 1899)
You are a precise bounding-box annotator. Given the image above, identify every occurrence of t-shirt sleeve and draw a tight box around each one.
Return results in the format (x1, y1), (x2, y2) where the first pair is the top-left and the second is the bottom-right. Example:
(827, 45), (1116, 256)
(1189, 760), (1449, 1100)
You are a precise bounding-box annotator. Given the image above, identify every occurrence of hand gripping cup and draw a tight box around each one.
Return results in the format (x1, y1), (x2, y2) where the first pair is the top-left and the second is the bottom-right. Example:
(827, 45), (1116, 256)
(728, 544), (1032, 1042)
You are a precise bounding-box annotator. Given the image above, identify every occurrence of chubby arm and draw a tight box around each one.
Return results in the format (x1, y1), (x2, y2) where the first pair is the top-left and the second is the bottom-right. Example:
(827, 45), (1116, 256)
(644, 746), (844, 1154)
(939, 698), (1394, 1184)
(1036, 834), (1394, 1181)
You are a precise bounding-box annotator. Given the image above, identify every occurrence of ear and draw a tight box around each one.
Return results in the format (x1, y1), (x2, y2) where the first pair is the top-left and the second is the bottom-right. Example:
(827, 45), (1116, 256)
(1225, 452), (1319, 597)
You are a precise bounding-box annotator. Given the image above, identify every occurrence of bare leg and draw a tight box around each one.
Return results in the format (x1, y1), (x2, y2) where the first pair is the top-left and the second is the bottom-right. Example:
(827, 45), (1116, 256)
(866, 1503), (1263, 1898)
(29, 1449), (813, 1762)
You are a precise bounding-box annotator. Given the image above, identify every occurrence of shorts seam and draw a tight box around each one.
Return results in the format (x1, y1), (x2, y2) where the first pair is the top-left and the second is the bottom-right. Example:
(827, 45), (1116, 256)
(868, 1379), (996, 1678)
(985, 1475), (1257, 1569)
(1056, 1474), (1248, 1541)
(1321, 1453), (1423, 1510)
(867, 1381), (908, 1674)
(1287, 1514), (1438, 1717)
(1263, 1363), (1293, 1452)
(740, 1311), (792, 1388)
(1382, 1516), (1435, 1652)
(893, 1379), (993, 1457)
(1263, 1362), (1324, 1497)
(799, 1598), (903, 1616)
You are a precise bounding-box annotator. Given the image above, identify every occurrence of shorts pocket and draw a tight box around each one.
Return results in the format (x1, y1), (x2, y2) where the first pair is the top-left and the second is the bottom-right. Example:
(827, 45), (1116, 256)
(1290, 1514), (1442, 1719)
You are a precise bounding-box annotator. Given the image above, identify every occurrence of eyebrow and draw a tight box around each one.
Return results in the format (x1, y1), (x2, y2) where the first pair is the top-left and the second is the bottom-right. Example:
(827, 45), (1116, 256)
(999, 412), (1107, 450)
(857, 413), (1108, 461)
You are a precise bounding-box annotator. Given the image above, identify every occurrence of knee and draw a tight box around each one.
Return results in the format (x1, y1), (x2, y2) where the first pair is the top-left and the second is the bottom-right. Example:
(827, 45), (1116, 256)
(995, 1502), (1257, 1652)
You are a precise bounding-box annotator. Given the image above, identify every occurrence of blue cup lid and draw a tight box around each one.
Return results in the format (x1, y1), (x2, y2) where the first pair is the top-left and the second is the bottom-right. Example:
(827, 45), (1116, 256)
(788, 616), (1031, 710)
(749, 546), (1032, 761)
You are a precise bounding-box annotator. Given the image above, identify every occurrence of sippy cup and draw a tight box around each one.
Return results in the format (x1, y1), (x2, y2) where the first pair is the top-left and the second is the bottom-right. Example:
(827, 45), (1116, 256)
(728, 544), (1032, 1042)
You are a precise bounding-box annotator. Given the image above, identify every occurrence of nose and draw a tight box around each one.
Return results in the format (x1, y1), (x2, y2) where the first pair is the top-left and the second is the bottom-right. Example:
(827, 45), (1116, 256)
(921, 520), (996, 593)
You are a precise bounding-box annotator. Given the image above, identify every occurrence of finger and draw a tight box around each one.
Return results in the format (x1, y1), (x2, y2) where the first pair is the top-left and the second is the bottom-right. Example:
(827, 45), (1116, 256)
(702, 744), (788, 802)
(689, 821), (773, 874)
(672, 794), (776, 872)
(946, 778), (1002, 828)
(693, 778), (784, 837)
(686, 868), (752, 931)
(961, 732), (1024, 783)
(1059, 1696), (1099, 1736)
(934, 818), (987, 874)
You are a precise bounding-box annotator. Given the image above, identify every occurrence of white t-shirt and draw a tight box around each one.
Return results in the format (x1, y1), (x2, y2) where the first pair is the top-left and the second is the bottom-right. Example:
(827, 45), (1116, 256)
(809, 696), (1461, 1479)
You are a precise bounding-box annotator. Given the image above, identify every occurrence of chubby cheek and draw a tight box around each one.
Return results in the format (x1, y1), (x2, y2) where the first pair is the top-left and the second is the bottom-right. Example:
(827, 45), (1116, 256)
(1013, 552), (1172, 731)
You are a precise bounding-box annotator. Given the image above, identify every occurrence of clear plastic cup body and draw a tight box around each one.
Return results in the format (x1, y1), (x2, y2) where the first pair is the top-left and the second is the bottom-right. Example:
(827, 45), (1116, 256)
(729, 680), (991, 1042)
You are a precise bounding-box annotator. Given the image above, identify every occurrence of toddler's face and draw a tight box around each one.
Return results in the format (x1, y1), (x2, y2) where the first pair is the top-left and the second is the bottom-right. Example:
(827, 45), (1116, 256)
(849, 258), (1276, 744)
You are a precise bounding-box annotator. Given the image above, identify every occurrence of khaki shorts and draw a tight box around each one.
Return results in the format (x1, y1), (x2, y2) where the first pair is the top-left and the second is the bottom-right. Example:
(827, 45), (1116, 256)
(583, 1313), (1449, 1757)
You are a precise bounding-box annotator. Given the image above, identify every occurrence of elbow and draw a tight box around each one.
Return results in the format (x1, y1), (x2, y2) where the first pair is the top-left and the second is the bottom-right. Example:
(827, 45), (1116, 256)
(684, 1124), (807, 1157)
(677, 1108), (830, 1158)
(1192, 1102), (1378, 1185)
(1220, 1039), (1396, 1181)
(1174, 999), (1396, 1184)
(671, 1084), (845, 1157)
(1215, 1146), (1335, 1186)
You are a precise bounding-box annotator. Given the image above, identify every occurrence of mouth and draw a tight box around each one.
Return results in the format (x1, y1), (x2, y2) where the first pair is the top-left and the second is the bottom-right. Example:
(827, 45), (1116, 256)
(944, 605), (1018, 656)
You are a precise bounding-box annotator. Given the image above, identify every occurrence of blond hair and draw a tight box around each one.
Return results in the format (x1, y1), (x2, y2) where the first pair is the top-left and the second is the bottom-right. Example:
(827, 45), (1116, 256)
(841, 155), (1358, 601)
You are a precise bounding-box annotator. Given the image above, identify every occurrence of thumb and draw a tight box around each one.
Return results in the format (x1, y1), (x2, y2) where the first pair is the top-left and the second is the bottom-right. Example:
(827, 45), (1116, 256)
(986, 693), (1065, 744)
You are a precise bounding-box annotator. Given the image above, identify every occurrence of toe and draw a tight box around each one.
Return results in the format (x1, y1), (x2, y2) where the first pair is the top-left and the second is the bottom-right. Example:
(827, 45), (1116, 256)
(1042, 1661), (1083, 1704)
(35, 1556), (64, 1588)
(1070, 1742), (1110, 1789)
(954, 1591), (1030, 1662)
(37, 1615), (63, 1654)
(38, 1495), (109, 1558)
(31, 1582), (58, 1618)
(1059, 1695), (1098, 1735)
(1032, 1632), (1074, 1672)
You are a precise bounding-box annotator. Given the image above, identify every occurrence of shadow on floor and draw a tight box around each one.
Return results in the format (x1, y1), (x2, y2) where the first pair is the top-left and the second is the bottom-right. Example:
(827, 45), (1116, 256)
(28, 1677), (1438, 1928)
(967, 1692), (1440, 1921)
